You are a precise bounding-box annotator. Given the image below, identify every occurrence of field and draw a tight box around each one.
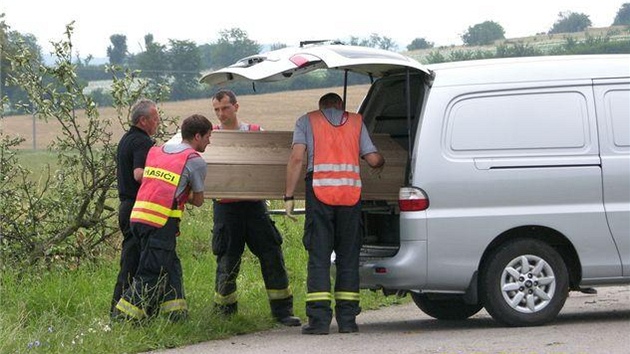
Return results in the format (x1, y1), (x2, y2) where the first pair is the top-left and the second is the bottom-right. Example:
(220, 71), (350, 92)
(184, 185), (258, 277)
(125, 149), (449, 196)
(404, 25), (630, 63)
(1, 85), (371, 149)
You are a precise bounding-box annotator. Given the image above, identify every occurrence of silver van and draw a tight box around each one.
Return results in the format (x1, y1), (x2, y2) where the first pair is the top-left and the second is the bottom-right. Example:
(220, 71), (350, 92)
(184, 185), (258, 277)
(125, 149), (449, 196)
(200, 44), (630, 327)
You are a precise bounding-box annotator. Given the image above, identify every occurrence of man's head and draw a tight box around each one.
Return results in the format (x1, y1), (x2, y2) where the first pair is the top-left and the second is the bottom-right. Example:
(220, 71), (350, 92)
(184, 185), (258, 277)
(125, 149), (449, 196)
(211, 89), (239, 128)
(181, 114), (213, 152)
(318, 92), (343, 110)
(130, 98), (160, 136)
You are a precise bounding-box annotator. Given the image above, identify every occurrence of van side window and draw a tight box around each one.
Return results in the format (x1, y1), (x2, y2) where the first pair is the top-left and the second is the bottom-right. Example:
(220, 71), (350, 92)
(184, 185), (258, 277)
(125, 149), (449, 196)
(605, 89), (630, 147)
(448, 91), (591, 154)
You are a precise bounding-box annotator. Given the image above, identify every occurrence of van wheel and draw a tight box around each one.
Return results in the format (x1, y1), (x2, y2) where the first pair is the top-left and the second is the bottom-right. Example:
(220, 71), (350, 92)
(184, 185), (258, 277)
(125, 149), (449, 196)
(481, 238), (569, 327)
(411, 293), (483, 320)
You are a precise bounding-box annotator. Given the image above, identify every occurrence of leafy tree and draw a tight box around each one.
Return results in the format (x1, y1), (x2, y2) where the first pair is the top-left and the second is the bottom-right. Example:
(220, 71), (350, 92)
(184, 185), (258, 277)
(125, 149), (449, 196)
(198, 43), (213, 70)
(1, 18), (43, 113)
(461, 21), (505, 46)
(168, 39), (201, 100)
(548, 12), (592, 34)
(613, 3), (630, 25)
(269, 42), (287, 51)
(407, 37), (434, 51)
(106, 34), (127, 65)
(1, 24), (176, 267)
(209, 28), (261, 69)
(349, 33), (398, 50)
(133, 34), (170, 93)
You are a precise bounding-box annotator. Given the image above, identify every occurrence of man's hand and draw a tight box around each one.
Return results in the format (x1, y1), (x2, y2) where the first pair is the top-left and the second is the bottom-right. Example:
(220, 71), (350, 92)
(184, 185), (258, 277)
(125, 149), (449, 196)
(285, 199), (297, 221)
(369, 165), (384, 179)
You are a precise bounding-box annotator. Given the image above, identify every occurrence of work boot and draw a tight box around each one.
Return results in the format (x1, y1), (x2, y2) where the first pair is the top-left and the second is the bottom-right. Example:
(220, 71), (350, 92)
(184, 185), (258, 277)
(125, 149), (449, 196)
(214, 302), (237, 316)
(338, 322), (359, 333)
(301, 323), (329, 335)
(277, 315), (301, 327)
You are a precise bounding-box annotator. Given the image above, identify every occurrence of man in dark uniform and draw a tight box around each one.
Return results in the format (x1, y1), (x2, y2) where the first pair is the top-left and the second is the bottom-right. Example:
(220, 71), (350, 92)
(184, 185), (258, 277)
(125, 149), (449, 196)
(110, 98), (160, 317)
(210, 90), (300, 327)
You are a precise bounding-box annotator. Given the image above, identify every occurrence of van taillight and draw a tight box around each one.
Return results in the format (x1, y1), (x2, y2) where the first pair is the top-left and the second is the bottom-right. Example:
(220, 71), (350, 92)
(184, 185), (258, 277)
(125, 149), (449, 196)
(398, 187), (429, 211)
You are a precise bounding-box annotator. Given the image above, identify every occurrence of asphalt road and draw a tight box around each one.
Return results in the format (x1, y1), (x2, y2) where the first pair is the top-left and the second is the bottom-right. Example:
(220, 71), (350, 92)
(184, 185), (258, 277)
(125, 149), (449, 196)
(151, 286), (630, 354)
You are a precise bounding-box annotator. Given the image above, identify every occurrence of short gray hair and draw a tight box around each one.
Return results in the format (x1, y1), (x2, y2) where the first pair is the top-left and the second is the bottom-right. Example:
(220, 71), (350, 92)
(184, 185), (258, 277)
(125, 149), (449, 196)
(130, 99), (157, 125)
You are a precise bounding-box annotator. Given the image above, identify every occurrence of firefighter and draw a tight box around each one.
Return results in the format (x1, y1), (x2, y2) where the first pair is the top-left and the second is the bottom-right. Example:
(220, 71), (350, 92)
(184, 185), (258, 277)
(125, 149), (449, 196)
(285, 92), (385, 334)
(114, 114), (212, 322)
(210, 89), (300, 327)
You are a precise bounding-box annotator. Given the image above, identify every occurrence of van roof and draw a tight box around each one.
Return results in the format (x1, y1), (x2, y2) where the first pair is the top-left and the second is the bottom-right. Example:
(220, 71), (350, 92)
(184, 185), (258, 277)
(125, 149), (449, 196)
(427, 54), (630, 87)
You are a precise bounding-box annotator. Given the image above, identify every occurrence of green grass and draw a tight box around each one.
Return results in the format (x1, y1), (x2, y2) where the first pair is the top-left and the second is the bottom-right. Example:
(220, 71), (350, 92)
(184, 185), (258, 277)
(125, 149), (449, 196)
(0, 202), (408, 353)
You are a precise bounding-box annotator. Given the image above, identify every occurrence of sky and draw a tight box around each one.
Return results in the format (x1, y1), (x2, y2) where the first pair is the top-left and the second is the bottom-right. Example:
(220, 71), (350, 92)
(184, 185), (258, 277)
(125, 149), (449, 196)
(1, 0), (626, 59)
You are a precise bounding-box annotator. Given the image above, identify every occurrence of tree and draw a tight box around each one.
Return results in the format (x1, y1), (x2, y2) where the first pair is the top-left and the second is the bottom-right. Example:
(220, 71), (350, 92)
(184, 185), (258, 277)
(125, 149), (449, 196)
(613, 3), (630, 25)
(133, 34), (169, 92)
(106, 34), (127, 65)
(1, 17), (43, 113)
(1, 24), (176, 267)
(209, 28), (261, 69)
(167, 39), (201, 100)
(349, 33), (398, 50)
(461, 21), (505, 46)
(407, 37), (434, 51)
(548, 12), (592, 34)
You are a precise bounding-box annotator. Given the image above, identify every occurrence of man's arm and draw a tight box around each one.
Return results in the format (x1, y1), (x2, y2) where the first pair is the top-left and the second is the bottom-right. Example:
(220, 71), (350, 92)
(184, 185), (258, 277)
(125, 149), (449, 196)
(363, 152), (385, 168)
(188, 191), (205, 207)
(285, 143), (306, 197)
(133, 167), (144, 182)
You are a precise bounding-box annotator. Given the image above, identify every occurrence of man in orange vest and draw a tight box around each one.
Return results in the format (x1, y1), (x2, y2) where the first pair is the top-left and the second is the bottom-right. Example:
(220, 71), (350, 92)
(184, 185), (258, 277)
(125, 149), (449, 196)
(210, 89), (300, 327)
(285, 92), (385, 334)
(114, 114), (213, 322)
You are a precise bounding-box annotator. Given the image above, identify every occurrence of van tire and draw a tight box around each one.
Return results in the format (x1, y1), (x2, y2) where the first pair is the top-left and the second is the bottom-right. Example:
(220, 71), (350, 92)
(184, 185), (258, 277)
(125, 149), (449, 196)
(411, 293), (483, 320)
(481, 238), (569, 327)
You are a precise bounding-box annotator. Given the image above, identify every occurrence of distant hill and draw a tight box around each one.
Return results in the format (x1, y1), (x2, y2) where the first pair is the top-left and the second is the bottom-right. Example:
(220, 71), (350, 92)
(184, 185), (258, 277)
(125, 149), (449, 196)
(403, 26), (630, 63)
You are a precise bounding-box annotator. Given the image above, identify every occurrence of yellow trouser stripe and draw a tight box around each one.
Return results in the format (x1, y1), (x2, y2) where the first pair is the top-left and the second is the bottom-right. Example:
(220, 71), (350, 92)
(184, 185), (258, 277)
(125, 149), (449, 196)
(160, 299), (188, 313)
(306, 292), (333, 302)
(334, 291), (360, 301)
(267, 287), (292, 300)
(214, 291), (238, 305)
(115, 298), (147, 319)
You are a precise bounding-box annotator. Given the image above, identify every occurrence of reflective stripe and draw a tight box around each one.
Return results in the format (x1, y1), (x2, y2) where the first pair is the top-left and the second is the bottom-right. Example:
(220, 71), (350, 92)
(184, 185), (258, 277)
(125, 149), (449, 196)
(306, 292), (333, 302)
(313, 163), (360, 173)
(267, 287), (292, 300)
(334, 291), (360, 301)
(133, 201), (183, 219)
(160, 299), (188, 313)
(312, 178), (362, 188)
(115, 298), (147, 319)
(214, 291), (238, 305)
(143, 166), (181, 186)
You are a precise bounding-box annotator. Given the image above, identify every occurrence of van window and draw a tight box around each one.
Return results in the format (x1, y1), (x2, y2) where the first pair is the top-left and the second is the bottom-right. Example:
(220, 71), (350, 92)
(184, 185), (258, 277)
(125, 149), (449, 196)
(449, 91), (589, 152)
(606, 89), (630, 147)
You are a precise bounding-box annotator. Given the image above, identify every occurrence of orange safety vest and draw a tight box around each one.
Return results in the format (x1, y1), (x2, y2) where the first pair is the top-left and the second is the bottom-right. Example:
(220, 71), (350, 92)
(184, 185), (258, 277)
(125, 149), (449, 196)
(130, 146), (199, 227)
(309, 110), (362, 206)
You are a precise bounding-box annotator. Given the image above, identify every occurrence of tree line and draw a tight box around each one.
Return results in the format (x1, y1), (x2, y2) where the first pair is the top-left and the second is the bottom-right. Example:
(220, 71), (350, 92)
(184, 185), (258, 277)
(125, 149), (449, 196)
(1, 4), (630, 115)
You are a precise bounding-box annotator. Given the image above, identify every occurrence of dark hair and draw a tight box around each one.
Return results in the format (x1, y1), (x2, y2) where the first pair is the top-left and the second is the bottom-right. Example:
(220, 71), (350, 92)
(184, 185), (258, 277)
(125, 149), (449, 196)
(181, 114), (213, 140)
(318, 92), (343, 109)
(212, 89), (237, 104)
(130, 98), (157, 125)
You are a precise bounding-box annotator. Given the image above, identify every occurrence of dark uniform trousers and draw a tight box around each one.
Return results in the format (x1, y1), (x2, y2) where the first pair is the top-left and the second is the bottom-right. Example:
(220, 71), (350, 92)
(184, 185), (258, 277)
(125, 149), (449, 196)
(212, 200), (294, 319)
(304, 175), (362, 329)
(114, 218), (187, 321)
(111, 198), (141, 315)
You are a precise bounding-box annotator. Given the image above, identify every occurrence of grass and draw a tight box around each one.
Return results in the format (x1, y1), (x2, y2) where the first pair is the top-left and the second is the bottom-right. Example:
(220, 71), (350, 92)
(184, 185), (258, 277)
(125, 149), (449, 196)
(0, 200), (408, 354)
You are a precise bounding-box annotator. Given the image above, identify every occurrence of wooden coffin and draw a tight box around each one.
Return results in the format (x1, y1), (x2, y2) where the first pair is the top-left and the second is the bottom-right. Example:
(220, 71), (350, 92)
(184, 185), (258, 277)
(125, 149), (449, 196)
(201, 130), (407, 201)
